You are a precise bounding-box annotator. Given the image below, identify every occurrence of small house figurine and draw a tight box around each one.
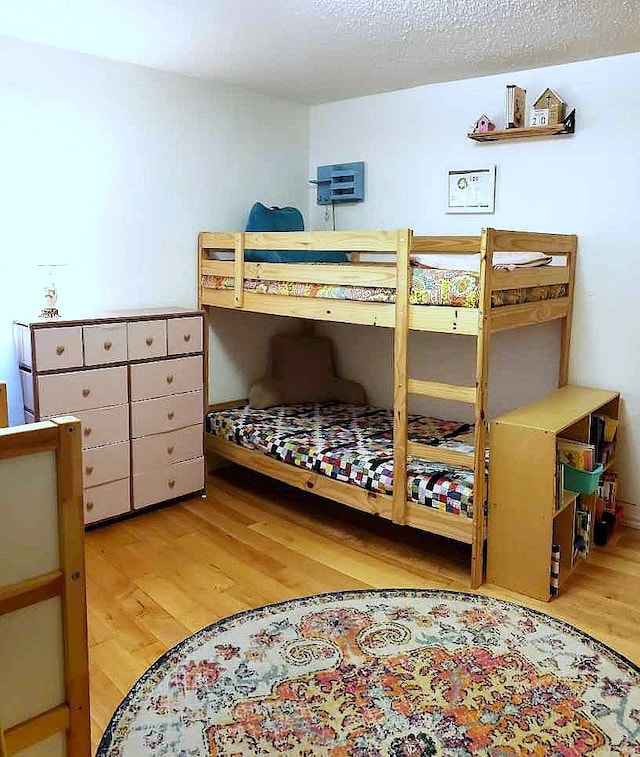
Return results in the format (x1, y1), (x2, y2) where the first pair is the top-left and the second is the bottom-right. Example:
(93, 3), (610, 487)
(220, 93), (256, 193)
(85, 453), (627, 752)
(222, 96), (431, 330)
(473, 114), (495, 133)
(533, 88), (566, 126)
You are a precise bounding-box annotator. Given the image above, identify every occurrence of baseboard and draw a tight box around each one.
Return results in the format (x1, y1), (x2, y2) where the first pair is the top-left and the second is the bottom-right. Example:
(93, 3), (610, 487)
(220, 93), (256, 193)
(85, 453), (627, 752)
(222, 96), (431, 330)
(620, 500), (640, 530)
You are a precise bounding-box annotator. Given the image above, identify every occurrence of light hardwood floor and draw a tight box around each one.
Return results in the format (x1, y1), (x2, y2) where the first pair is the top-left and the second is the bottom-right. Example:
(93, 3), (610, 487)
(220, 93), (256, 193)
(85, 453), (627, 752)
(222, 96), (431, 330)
(87, 465), (640, 753)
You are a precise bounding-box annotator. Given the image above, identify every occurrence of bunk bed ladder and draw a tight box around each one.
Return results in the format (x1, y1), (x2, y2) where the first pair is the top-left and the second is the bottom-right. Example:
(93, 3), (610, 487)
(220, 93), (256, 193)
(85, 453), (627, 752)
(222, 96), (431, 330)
(393, 229), (493, 589)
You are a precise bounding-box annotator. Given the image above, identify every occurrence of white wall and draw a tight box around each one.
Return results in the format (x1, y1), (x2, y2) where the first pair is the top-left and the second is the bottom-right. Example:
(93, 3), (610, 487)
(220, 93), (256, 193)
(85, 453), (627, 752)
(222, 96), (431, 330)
(309, 53), (640, 508)
(0, 35), (309, 423)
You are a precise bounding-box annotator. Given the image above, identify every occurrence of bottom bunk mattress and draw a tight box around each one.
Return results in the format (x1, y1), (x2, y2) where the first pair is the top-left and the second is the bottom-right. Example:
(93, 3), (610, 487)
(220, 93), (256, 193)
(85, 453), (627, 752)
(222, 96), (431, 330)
(206, 402), (478, 518)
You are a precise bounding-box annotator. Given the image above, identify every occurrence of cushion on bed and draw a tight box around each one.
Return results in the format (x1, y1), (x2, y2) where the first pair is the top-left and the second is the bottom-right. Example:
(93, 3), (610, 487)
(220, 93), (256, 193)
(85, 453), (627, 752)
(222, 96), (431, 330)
(249, 333), (366, 409)
(244, 202), (348, 263)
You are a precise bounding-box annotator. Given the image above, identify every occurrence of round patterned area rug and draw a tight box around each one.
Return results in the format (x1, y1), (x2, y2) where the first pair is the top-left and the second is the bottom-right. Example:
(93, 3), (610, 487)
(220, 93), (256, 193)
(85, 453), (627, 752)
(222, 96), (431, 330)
(97, 589), (640, 755)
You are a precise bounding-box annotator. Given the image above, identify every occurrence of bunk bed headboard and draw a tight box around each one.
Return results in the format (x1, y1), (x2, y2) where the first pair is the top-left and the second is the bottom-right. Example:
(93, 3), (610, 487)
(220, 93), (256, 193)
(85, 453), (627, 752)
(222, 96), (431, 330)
(0, 416), (91, 756)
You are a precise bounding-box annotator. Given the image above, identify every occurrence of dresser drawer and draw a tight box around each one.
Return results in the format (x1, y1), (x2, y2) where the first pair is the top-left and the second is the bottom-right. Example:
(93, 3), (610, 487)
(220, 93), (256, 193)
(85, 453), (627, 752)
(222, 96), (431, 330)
(132, 424), (203, 473)
(83, 323), (128, 366)
(69, 404), (129, 449)
(130, 355), (203, 401)
(128, 320), (167, 361)
(167, 316), (203, 355)
(84, 479), (130, 525)
(83, 441), (130, 488)
(19, 369), (34, 413)
(34, 326), (83, 372)
(132, 457), (204, 509)
(38, 365), (128, 416)
(131, 390), (203, 438)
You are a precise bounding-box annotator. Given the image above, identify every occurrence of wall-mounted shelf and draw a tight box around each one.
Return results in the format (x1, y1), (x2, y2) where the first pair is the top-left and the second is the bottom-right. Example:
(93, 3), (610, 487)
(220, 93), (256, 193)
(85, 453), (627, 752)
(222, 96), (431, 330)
(468, 109), (575, 142)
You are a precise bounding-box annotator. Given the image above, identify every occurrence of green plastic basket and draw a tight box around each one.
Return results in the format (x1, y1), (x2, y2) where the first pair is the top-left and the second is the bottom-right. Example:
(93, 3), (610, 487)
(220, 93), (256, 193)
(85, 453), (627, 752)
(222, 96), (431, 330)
(563, 463), (603, 495)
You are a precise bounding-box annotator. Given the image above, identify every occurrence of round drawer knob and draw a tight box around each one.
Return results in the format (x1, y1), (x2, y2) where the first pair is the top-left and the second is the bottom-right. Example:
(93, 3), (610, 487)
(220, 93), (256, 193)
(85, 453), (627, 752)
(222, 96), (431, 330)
(85, 465), (94, 475)
(82, 388), (91, 397)
(86, 501), (94, 512)
(56, 345), (65, 355)
(145, 336), (154, 346)
(83, 426), (92, 437)
(167, 445), (174, 455)
(183, 333), (191, 342)
(103, 340), (112, 351)
(167, 410), (175, 420)
(168, 478), (176, 489)
(166, 374), (174, 384)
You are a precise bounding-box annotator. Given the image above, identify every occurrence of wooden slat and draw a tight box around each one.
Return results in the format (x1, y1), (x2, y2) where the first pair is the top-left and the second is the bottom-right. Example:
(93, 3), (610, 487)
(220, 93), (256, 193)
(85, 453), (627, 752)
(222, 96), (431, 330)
(405, 503), (474, 544)
(200, 288), (236, 309)
(206, 434), (394, 520)
(3, 705), (69, 755)
(490, 265), (569, 291)
(408, 379), (476, 404)
(0, 570), (64, 617)
(244, 230), (399, 252)
(489, 297), (569, 333)
(0, 382), (7, 428)
(409, 306), (479, 335)
(490, 230), (577, 254)
(203, 260), (398, 287)
(407, 442), (475, 469)
(207, 398), (248, 412)
(468, 122), (572, 141)
(200, 259), (234, 277)
(0, 422), (58, 460)
(226, 292), (396, 327)
(198, 231), (238, 250)
(246, 262), (397, 287)
(411, 236), (481, 253)
(51, 417), (91, 757)
(559, 238), (578, 386)
(392, 230), (411, 526)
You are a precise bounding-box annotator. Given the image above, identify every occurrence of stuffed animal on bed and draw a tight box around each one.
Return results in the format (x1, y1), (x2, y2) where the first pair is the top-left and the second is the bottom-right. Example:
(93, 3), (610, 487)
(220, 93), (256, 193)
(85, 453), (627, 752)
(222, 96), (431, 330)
(249, 333), (366, 409)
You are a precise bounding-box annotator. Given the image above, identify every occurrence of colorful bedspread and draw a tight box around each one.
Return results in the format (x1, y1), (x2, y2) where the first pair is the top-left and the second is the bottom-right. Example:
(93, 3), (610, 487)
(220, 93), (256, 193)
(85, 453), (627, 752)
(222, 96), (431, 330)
(206, 403), (478, 518)
(201, 267), (566, 308)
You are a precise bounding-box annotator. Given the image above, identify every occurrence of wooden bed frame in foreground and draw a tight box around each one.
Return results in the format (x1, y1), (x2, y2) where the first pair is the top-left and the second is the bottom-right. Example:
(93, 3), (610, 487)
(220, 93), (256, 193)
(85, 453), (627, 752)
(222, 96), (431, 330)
(198, 228), (577, 588)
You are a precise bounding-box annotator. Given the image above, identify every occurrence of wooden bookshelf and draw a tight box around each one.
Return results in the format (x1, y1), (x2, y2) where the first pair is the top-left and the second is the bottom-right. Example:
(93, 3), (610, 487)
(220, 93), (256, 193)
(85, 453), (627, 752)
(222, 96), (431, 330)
(487, 384), (619, 601)
(468, 110), (576, 142)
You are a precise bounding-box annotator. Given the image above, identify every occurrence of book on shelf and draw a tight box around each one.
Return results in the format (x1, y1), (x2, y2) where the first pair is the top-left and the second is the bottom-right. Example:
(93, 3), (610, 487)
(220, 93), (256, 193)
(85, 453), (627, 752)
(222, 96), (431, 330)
(506, 85), (526, 128)
(555, 461), (565, 509)
(550, 543), (561, 597)
(557, 438), (595, 472)
(573, 503), (591, 560)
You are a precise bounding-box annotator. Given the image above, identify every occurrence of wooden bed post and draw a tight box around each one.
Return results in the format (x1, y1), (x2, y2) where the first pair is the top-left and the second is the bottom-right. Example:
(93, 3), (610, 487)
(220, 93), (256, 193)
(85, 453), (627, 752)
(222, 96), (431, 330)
(233, 232), (246, 309)
(558, 235), (578, 387)
(0, 382), (7, 428)
(470, 228), (494, 589)
(392, 229), (412, 525)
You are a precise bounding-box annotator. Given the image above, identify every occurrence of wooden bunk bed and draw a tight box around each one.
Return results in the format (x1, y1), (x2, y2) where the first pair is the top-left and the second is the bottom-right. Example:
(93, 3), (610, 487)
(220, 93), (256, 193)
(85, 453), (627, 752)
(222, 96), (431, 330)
(198, 228), (577, 588)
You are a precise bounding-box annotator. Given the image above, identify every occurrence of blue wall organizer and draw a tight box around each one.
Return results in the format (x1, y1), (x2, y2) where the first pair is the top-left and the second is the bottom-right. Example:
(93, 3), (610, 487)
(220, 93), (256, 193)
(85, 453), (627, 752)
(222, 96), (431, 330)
(313, 161), (365, 205)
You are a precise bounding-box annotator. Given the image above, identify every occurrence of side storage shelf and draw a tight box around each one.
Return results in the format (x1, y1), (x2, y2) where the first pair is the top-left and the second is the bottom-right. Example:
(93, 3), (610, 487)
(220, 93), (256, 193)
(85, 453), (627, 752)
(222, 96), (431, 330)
(487, 384), (619, 601)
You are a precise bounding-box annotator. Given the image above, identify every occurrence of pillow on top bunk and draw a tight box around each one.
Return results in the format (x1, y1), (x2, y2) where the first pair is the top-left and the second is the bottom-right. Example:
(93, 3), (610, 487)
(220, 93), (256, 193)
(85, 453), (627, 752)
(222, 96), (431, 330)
(410, 251), (552, 271)
(244, 202), (348, 263)
(249, 333), (366, 409)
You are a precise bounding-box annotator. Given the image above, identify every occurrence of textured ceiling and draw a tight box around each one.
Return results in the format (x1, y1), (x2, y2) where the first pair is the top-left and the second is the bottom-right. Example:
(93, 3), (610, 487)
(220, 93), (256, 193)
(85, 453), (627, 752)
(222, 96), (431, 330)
(0, 0), (638, 103)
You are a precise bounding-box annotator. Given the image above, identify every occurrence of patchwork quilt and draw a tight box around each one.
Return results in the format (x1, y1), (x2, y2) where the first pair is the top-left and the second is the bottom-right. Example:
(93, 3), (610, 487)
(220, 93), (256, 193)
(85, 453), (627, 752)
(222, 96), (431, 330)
(201, 268), (567, 309)
(206, 402), (478, 518)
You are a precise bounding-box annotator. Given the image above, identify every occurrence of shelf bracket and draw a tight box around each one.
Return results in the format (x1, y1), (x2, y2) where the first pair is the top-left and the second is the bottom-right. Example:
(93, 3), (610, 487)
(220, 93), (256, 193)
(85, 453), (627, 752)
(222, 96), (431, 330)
(562, 109), (576, 134)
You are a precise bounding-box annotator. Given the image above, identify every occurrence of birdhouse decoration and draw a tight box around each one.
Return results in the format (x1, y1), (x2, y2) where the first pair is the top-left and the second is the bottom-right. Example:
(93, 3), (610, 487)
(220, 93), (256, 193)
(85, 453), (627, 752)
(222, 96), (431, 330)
(473, 114), (495, 133)
(532, 88), (566, 126)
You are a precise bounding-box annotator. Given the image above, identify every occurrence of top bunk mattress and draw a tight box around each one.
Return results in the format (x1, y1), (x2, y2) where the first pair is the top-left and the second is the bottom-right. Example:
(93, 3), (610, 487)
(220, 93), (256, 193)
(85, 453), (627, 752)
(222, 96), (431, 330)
(201, 266), (567, 308)
(206, 402), (479, 518)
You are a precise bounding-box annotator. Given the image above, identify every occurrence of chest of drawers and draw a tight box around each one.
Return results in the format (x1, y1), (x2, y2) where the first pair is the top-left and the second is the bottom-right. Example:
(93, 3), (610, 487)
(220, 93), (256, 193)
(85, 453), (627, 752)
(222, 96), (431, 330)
(15, 308), (206, 526)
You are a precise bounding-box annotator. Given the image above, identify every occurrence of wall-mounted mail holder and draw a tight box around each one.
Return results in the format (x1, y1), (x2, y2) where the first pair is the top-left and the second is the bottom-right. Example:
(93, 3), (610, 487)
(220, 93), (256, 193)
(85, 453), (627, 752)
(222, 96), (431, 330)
(313, 161), (365, 205)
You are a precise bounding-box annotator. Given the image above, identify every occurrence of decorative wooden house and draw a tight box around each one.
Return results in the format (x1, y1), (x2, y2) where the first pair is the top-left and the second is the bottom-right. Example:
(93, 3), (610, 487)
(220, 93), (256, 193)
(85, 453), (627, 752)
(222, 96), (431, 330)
(533, 88), (566, 126)
(473, 114), (495, 133)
